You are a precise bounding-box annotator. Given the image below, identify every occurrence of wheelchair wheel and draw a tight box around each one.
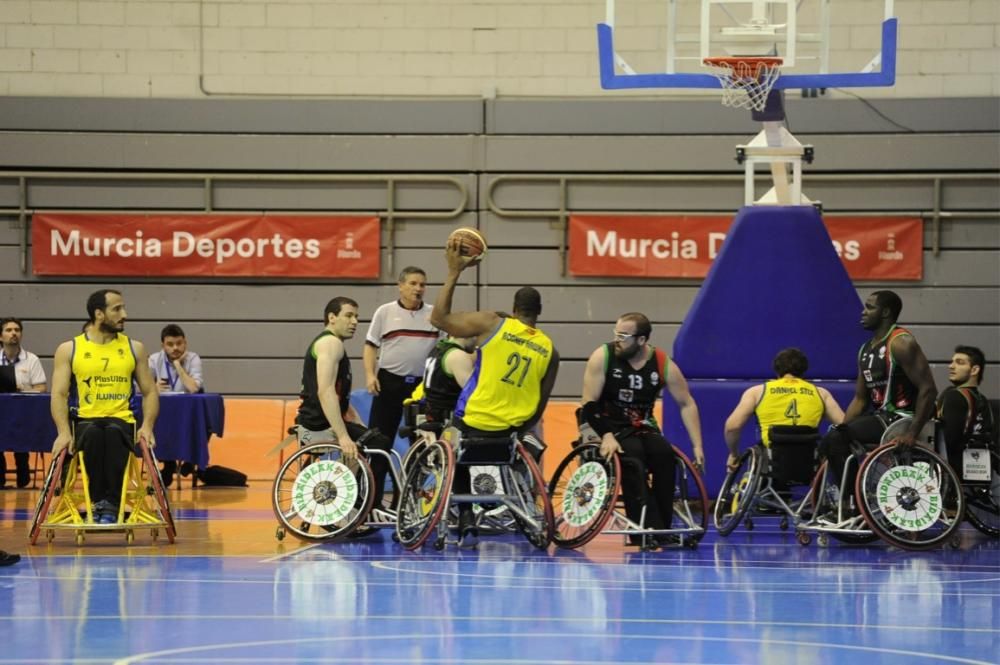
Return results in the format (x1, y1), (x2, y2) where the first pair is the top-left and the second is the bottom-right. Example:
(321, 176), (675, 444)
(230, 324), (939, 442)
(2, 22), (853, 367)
(963, 450), (999, 538)
(395, 439), (454, 550)
(272, 443), (376, 542)
(29, 448), (69, 545)
(672, 445), (709, 544)
(807, 460), (879, 545)
(547, 443), (620, 549)
(856, 443), (965, 551)
(714, 448), (761, 536)
(505, 443), (555, 550)
(139, 440), (176, 543)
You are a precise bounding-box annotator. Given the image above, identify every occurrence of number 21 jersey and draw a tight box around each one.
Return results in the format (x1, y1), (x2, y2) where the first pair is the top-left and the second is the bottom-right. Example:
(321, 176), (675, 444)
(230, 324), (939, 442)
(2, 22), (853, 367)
(456, 317), (553, 431)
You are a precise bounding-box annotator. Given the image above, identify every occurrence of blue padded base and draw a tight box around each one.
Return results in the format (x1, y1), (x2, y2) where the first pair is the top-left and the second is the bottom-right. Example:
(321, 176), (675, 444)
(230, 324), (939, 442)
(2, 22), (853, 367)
(661, 379), (857, 496)
(672, 206), (868, 380)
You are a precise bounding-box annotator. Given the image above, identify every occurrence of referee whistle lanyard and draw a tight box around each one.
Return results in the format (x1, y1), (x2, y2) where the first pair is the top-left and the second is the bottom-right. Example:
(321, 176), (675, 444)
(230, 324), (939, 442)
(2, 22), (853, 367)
(163, 356), (179, 392)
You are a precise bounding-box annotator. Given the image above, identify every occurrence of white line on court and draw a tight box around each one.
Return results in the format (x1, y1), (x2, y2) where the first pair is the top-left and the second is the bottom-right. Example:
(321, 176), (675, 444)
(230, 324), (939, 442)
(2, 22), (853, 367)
(0, 614), (996, 635)
(105, 631), (998, 665)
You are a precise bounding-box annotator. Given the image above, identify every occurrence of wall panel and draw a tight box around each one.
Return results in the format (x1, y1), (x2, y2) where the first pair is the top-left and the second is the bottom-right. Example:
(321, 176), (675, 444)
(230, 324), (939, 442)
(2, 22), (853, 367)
(0, 97), (995, 406)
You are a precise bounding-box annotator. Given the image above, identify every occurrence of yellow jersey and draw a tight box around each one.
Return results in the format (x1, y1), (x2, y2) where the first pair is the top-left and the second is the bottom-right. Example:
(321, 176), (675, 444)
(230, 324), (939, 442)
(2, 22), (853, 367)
(456, 317), (554, 431)
(72, 332), (137, 423)
(755, 377), (824, 445)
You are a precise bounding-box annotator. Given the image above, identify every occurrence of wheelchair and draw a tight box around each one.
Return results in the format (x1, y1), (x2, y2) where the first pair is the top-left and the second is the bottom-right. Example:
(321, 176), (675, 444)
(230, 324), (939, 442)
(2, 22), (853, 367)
(546, 427), (708, 550)
(394, 423), (554, 551)
(714, 426), (821, 536)
(798, 416), (966, 550)
(958, 434), (999, 538)
(272, 427), (387, 542)
(962, 440), (1000, 538)
(29, 436), (175, 546)
(455, 432), (548, 535)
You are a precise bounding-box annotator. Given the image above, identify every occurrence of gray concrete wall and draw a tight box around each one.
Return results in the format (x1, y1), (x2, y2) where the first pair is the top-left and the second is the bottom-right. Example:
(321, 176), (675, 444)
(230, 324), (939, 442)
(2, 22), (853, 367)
(1, 96), (998, 400)
(1, 1), (997, 98)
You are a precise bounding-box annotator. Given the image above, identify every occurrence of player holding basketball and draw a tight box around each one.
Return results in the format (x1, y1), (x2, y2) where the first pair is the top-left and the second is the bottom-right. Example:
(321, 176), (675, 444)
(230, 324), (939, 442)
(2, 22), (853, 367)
(819, 291), (937, 499)
(430, 233), (560, 546)
(580, 312), (705, 550)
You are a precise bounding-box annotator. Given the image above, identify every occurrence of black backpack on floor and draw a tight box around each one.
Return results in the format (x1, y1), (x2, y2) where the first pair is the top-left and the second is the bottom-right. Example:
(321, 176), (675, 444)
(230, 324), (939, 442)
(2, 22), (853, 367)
(197, 465), (248, 487)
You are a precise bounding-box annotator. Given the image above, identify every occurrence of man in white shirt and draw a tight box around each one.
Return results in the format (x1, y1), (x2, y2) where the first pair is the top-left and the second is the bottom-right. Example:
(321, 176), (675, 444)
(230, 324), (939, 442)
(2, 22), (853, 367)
(1, 317), (47, 488)
(147, 324), (204, 484)
(363, 266), (440, 510)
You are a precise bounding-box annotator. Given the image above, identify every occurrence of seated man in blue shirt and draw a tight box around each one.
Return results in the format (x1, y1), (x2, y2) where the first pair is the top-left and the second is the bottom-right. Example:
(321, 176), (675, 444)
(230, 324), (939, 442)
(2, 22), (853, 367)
(147, 324), (204, 483)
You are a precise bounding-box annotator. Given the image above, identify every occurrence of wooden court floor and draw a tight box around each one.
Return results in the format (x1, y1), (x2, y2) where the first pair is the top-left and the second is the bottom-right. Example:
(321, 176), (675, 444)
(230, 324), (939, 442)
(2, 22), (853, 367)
(1, 483), (998, 664)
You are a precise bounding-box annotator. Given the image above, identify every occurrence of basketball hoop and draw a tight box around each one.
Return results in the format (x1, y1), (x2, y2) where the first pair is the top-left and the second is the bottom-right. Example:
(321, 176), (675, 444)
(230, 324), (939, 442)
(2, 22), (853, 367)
(703, 56), (783, 112)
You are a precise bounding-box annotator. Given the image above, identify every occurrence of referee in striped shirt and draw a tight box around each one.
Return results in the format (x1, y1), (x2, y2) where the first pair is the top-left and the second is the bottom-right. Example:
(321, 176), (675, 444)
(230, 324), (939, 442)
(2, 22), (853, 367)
(363, 266), (440, 507)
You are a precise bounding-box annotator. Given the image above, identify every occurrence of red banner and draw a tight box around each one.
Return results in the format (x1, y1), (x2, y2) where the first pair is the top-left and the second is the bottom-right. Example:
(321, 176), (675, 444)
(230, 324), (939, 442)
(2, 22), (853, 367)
(568, 215), (923, 280)
(31, 214), (380, 278)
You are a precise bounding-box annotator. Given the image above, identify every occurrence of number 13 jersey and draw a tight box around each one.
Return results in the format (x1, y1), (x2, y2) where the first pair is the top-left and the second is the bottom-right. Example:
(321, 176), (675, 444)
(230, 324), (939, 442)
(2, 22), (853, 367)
(598, 344), (668, 431)
(456, 317), (554, 432)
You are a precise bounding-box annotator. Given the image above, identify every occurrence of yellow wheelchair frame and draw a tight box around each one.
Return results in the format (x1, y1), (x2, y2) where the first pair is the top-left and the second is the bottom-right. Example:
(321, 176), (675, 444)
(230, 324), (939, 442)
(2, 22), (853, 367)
(29, 436), (176, 546)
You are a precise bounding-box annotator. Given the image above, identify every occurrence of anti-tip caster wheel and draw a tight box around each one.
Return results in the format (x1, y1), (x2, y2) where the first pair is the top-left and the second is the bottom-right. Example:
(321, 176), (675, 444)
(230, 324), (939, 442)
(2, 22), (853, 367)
(75, 532), (85, 546)
(126, 530), (135, 545)
(744, 518), (754, 531)
(433, 536), (446, 551)
(796, 532), (811, 546)
(46, 529), (55, 543)
(779, 518), (789, 531)
(817, 534), (829, 548)
(275, 527), (286, 541)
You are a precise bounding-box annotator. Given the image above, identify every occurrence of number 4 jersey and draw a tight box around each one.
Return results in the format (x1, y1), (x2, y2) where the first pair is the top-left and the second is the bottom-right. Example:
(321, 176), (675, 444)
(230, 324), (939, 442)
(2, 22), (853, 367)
(456, 317), (554, 431)
(754, 376), (824, 445)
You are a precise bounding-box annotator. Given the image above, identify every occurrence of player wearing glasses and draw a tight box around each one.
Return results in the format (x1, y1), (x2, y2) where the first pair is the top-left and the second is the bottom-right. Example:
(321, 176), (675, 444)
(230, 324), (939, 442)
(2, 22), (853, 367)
(580, 312), (705, 548)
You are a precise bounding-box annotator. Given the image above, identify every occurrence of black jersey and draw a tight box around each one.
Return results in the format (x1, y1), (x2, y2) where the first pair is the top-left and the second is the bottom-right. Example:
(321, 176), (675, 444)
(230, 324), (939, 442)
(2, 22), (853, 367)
(296, 330), (352, 431)
(597, 344), (668, 430)
(421, 339), (465, 421)
(937, 385), (995, 445)
(858, 325), (919, 413)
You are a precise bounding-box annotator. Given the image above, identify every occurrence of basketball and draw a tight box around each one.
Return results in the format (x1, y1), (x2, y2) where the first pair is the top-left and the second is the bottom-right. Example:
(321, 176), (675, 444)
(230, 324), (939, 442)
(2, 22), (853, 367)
(447, 227), (487, 258)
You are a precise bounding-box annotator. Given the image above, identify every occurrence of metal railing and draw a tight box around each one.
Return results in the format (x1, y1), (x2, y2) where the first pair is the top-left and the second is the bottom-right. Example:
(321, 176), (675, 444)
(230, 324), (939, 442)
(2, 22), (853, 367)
(0, 171), (470, 276)
(486, 172), (1000, 274)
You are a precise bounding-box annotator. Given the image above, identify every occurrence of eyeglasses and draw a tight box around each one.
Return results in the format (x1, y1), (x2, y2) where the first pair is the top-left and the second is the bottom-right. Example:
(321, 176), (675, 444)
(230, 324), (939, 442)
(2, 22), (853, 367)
(613, 331), (636, 341)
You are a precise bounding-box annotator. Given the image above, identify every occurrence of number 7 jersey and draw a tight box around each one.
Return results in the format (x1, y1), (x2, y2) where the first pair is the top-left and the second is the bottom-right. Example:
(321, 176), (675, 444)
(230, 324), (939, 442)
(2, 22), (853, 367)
(455, 317), (554, 431)
(71, 332), (138, 423)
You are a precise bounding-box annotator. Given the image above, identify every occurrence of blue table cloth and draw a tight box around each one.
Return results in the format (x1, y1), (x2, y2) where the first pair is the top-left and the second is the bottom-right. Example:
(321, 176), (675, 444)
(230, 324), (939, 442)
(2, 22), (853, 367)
(0, 392), (225, 469)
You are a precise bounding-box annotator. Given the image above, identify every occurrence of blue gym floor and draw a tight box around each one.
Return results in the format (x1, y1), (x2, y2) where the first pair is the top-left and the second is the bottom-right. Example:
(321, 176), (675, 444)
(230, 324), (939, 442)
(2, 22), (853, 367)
(1, 490), (997, 664)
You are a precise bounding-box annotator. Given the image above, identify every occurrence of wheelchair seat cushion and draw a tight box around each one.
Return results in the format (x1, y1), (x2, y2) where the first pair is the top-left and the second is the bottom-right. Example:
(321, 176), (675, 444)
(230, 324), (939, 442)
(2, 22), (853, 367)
(456, 434), (518, 465)
(768, 425), (821, 446)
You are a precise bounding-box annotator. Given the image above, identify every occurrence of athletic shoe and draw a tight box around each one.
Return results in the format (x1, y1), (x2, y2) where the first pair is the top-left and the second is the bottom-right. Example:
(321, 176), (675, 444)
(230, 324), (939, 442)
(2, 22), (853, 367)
(458, 507), (478, 549)
(161, 461), (177, 488)
(347, 526), (379, 539)
(0, 550), (20, 566)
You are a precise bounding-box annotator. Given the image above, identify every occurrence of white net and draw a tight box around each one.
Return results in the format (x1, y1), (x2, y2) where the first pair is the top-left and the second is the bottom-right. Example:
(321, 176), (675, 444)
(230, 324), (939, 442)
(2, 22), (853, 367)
(703, 58), (782, 112)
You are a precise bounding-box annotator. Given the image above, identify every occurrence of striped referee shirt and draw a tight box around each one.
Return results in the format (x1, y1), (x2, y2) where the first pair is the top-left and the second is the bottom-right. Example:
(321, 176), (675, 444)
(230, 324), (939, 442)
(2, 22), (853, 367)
(365, 300), (439, 377)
